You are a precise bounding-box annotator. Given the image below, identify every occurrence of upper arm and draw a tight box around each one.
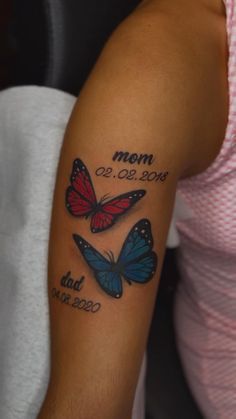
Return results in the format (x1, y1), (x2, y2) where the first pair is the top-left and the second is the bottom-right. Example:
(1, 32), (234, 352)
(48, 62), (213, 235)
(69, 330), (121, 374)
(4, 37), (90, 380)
(38, 6), (227, 419)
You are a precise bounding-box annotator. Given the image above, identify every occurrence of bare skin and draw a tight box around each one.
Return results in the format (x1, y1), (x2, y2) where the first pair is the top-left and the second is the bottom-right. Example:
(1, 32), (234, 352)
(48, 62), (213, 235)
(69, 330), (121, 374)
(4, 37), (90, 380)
(38, 1), (228, 418)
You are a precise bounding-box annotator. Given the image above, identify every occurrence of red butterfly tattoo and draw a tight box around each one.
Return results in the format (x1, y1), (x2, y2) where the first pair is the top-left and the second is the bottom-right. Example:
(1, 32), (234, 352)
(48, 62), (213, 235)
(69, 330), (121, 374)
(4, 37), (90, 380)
(65, 158), (146, 233)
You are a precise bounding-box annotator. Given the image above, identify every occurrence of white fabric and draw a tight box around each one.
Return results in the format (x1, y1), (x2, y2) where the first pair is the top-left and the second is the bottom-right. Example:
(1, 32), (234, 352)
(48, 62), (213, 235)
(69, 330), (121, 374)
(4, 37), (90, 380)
(166, 193), (193, 248)
(0, 86), (146, 419)
(0, 86), (74, 418)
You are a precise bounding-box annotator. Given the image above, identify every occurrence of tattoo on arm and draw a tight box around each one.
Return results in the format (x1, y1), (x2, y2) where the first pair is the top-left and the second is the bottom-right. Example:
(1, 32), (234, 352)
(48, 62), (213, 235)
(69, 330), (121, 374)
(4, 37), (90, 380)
(51, 271), (101, 313)
(98, 149), (169, 183)
(65, 158), (146, 233)
(51, 287), (101, 314)
(60, 271), (85, 292)
(95, 166), (169, 182)
(73, 219), (158, 299)
(60, 154), (161, 304)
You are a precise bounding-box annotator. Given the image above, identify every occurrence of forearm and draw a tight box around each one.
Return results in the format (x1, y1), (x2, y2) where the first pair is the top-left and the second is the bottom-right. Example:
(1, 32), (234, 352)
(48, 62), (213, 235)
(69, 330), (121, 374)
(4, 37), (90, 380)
(38, 100), (173, 419)
(38, 150), (172, 419)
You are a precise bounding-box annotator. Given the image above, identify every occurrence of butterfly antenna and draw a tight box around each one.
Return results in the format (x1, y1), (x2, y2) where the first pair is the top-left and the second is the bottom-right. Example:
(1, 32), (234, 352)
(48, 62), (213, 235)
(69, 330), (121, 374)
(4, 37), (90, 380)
(104, 250), (115, 262)
(100, 193), (110, 203)
(125, 278), (132, 285)
(104, 250), (112, 262)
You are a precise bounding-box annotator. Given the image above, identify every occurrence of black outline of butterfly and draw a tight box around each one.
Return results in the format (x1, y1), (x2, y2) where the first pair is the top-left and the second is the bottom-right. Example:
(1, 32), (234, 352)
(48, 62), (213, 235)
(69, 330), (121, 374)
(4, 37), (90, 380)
(65, 158), (146, 233)
(73, 218), (157, 298)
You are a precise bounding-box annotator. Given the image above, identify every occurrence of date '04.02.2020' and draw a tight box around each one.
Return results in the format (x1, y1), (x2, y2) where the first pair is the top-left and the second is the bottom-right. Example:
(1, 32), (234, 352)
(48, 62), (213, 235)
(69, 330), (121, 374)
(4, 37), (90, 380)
(51, 287), (101, 314)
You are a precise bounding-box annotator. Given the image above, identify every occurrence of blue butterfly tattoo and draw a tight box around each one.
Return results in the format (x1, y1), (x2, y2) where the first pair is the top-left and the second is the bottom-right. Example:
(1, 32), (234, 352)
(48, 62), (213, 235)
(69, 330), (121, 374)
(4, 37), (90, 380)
(73, 218), (158, 299)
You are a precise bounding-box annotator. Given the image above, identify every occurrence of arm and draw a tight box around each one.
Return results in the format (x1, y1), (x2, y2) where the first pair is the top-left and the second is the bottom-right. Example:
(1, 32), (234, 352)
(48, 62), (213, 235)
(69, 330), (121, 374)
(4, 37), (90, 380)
(38, 3), (227, 419)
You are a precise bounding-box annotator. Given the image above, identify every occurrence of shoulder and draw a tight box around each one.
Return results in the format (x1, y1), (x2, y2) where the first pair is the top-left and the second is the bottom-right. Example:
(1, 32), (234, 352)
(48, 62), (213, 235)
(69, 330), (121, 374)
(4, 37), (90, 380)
(99, 0), (226, 79)
(77, 0), (228, 178)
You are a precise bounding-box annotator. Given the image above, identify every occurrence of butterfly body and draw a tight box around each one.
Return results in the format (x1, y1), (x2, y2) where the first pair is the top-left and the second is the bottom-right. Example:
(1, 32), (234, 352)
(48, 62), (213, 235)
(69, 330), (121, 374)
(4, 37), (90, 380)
(66, 158), (146, 233)
(73, 218), (157, 298)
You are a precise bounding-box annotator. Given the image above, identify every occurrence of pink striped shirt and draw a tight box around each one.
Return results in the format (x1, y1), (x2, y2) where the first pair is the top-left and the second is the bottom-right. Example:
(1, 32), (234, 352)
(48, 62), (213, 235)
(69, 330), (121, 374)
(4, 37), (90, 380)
(175, 1), (236, 418)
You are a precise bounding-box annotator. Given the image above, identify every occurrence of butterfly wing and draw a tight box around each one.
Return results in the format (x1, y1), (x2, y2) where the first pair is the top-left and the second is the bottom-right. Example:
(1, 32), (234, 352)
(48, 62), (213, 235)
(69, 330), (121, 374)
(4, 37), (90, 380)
(94, 271), (123, 299)
(66, 186), (94, 216)
(73, 234), (123, 298)
(66, 159), (97, 217)
(121, 253), (157, 283)
(90, 190), (146, 233)
(118, 218), (157, 284)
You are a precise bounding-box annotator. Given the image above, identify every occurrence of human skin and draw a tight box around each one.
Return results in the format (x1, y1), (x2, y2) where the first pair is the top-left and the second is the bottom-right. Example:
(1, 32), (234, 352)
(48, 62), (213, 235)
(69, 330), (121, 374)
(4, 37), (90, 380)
(38, 0), (228, 418)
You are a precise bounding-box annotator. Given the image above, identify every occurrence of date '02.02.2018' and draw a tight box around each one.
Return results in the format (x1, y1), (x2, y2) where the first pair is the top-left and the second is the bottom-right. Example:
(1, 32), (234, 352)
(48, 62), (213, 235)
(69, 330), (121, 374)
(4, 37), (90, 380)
(95, 167), (169, 183)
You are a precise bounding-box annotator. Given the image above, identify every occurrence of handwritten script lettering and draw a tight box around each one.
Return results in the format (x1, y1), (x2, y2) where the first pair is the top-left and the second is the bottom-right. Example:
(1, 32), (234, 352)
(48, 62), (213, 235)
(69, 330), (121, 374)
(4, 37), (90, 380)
(112, 151), (154, 166)
(60, 271), (85, 292)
